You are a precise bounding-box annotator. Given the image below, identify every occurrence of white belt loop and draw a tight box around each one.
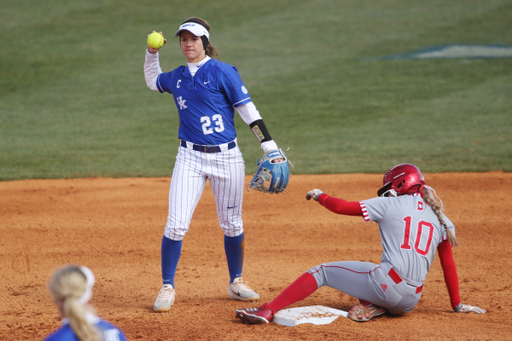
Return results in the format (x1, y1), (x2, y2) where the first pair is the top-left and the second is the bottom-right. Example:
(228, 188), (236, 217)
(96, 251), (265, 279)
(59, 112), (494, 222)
(222, 138), (237, 152)
(215, 139), (237, 152)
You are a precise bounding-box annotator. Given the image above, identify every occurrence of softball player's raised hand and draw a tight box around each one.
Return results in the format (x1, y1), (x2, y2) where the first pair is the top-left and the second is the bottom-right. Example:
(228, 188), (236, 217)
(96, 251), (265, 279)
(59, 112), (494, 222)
(454, 303), (486, 314)
(147, 31), (167, 54)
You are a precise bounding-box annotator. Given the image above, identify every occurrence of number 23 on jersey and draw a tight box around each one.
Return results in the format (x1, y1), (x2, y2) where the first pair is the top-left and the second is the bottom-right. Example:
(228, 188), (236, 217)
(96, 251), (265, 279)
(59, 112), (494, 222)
(201, 114), (225, 135)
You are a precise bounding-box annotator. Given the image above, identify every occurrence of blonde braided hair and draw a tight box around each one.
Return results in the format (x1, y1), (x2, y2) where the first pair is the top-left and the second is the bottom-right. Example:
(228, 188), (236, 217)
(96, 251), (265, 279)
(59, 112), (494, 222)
(421, 187), (459, 247)
(49, 265), (101, 341)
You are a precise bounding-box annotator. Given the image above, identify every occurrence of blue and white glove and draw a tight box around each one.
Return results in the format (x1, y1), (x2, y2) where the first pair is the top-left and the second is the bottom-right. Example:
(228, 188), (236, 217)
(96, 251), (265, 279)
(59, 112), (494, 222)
(247, 149), (290, 194)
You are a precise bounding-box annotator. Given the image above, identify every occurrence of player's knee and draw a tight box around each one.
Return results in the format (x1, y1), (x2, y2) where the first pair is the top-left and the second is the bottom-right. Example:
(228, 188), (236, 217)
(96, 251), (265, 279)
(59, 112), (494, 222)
(387, 305), (415, 315)
(307, 265), (327, 288)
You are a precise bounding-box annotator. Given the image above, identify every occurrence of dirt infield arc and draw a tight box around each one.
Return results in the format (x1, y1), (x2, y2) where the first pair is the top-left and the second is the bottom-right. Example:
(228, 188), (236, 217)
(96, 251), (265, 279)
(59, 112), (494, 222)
(1, 173), (511, 340)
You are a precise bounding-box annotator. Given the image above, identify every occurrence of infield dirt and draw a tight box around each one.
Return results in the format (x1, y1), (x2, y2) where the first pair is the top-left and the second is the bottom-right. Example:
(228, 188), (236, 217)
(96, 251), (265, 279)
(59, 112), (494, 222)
(1, 173), (511, 340)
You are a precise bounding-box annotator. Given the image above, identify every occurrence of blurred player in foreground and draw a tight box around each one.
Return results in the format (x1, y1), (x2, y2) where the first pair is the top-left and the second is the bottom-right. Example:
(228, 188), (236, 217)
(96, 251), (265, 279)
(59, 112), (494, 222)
(236, 164), (486, 324)
(45, 265), (127, 341)
(144, 17), (288, 312)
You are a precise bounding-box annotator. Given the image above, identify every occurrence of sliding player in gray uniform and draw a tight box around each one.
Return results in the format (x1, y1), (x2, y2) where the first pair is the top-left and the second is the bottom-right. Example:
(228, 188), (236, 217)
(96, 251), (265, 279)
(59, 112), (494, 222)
(236, 164), (486, 323)
(144, 17), (286, 312)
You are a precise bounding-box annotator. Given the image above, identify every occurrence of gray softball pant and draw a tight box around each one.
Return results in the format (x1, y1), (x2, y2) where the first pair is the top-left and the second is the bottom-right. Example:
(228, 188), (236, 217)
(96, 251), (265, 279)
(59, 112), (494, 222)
(308, 261), (423, 315)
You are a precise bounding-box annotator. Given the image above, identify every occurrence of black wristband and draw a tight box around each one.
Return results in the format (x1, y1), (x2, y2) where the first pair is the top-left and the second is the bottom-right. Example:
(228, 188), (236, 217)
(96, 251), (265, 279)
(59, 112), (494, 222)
(249, 119), (272, 143)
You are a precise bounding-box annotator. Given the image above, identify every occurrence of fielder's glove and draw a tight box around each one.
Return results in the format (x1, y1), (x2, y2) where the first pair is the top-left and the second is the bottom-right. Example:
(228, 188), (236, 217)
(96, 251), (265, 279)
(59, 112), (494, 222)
(247, 149), (290, 194)
(305, 189), (324, 201)
(454, 303), (486, 314)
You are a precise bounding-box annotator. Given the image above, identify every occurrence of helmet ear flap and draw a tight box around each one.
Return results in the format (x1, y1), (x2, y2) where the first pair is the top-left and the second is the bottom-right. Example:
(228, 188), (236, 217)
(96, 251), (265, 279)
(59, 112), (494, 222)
(377, 182), (392, 197)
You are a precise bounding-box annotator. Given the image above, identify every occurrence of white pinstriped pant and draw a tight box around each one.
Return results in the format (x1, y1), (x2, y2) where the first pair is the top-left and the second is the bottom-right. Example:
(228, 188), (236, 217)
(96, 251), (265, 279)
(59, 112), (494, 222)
(164, 143), (245, 241)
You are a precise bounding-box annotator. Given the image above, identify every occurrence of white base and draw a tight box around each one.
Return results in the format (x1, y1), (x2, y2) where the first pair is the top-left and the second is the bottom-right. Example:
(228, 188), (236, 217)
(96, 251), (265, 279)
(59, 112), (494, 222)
(273, 305), (348, 327)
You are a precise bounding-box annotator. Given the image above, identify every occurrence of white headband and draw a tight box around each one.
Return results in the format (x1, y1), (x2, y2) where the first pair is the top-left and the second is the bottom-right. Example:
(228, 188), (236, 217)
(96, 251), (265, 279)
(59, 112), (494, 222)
(175, 22), (210, 39)
(77, 266), (95, 305)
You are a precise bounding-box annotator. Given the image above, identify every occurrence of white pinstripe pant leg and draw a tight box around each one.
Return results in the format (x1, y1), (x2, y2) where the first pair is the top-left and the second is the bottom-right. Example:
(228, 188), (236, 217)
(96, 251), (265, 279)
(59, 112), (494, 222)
(164, 147), (208, 241)
(208, 146), (245, 237)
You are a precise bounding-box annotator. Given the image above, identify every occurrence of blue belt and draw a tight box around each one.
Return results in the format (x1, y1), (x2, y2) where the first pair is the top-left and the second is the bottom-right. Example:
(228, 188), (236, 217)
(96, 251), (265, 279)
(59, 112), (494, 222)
(180, 140), (236, 153)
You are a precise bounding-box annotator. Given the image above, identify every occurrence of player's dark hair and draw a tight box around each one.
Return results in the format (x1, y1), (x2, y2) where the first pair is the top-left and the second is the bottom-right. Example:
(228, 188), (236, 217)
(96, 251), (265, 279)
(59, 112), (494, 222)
(180, 17), (220, 59)
(422, 187), (459, 247)
(49, 265), (101, 341)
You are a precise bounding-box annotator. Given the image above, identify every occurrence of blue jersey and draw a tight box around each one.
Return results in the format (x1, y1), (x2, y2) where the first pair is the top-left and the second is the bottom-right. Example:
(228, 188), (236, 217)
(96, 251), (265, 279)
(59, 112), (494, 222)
(156, 58), (252, 145)
(45, 319), (127, 341)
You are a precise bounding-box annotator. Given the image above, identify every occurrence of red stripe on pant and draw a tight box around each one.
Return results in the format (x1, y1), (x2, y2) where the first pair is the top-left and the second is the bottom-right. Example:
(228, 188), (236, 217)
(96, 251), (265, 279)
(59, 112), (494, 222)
(388, 268), (423, 294)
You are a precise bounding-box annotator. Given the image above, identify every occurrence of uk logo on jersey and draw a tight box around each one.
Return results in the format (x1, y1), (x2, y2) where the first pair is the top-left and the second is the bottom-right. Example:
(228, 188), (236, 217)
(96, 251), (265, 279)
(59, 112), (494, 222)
(177, 96), (188, 110)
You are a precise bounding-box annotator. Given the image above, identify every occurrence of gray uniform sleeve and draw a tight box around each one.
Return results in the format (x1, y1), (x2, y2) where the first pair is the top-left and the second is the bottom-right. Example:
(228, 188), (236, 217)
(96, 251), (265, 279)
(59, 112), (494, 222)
(360, 197), (393, 222)
(440, 213), (456, 241)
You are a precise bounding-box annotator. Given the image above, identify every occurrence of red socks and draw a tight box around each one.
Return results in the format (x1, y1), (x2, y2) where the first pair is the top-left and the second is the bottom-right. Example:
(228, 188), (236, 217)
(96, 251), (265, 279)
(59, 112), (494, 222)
(266, 272), (318, 313)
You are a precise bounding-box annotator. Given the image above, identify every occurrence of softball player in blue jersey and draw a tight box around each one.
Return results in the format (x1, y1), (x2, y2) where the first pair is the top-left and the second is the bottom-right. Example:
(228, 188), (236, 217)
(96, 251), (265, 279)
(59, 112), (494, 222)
(236, 164), (486, 324)
(45, 265), (127, 341)
(144, 17), (285, 312)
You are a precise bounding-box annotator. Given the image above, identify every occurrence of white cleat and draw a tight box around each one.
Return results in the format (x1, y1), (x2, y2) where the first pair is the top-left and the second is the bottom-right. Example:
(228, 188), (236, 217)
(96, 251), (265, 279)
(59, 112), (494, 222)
(228, 277), (260, 302)
(154, 284), (175, 312)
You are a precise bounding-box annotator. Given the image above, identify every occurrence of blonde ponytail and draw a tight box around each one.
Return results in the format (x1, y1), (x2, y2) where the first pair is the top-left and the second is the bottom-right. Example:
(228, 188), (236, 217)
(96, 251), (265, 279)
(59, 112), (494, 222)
(422, 187), (459, 247)
(49, 266), (101, 341)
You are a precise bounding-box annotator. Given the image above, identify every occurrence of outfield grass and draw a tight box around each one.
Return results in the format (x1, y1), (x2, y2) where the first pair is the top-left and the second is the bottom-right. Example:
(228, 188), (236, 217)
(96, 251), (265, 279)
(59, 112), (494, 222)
(1, 0), (511, 180)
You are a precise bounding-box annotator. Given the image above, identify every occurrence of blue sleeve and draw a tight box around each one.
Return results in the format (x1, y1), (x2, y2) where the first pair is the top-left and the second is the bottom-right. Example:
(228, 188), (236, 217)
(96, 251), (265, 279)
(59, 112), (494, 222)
(156, 71), (175, 94)
(96, 320), (128, 341)
(119, 329), (128, 341)
(219, 64), (251, 107)
(44, 327), (75, 341)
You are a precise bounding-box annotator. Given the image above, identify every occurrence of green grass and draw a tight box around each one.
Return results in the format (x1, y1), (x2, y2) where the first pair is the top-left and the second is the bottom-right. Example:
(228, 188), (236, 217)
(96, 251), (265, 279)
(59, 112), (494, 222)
(1, 0), (511, 180)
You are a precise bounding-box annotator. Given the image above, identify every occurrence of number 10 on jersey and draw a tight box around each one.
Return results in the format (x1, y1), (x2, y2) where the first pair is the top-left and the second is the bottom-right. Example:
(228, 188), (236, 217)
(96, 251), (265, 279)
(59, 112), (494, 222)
(401, 216), (434, 256)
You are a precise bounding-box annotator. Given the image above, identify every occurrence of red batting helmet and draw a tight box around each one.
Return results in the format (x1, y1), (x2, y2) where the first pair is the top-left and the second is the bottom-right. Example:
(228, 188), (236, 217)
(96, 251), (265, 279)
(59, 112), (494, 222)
(377, 163), (425, 197)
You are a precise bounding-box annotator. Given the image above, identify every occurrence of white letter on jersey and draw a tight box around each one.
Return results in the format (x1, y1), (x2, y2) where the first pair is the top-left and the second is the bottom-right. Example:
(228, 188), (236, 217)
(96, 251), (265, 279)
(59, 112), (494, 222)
(201, 115), (225, 135)
(177, 96), (187, 110)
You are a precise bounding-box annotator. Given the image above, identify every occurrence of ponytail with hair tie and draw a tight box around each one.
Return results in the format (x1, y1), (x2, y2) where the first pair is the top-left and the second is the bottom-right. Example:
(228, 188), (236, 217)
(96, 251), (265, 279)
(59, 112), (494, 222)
(421, 187), (459, 247)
